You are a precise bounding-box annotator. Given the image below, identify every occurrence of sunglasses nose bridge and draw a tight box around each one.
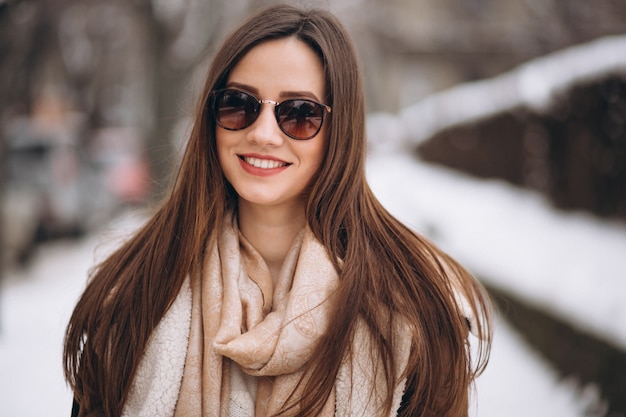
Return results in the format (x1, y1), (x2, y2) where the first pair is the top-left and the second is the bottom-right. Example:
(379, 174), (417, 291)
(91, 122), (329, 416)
(258, 99), (281, 120)
(247, 99), (285, 146)
(258, 98), (286, 130)
(259, 99), (280, 107)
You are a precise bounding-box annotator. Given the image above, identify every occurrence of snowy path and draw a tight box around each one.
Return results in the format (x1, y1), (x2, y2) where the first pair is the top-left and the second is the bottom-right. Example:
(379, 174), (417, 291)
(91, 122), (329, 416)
(0, 235), (97, 417)
(0, 153), (604, 416)
(367, 152), (626, 351)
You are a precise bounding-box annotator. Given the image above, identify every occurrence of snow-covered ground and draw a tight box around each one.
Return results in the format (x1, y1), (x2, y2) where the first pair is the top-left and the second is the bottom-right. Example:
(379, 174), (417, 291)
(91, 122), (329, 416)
(0, 234), (97, 417)
(368, 152), (626, 351)
(1, 153), (610, 416)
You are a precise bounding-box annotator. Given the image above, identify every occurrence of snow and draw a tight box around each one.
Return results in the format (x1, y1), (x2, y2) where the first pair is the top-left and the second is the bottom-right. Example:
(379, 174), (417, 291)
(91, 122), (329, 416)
(469, 320), (599, 417)
(0, 153), (609, 416)
(367, 34), (626, 150)
(0, 236), (97, 417)
(367, 152), (626, 351)
(0, 216), (141, 417)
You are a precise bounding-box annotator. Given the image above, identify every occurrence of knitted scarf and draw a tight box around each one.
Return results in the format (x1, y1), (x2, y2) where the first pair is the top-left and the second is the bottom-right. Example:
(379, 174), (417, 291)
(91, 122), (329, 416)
(122, 216), (412, 417)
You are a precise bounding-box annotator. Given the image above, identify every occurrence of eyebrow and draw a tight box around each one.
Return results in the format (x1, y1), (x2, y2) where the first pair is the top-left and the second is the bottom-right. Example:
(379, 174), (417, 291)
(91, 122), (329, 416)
(226, 81), (323, 102)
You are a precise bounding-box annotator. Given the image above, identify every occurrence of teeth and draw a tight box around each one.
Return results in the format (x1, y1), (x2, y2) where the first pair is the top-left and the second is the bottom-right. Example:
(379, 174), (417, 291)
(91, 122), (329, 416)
(245, 156), (287, 169)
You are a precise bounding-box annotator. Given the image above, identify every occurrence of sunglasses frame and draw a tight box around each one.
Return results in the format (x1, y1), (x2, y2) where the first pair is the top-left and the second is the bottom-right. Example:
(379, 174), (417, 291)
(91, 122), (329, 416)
(210, 88), (332, 140)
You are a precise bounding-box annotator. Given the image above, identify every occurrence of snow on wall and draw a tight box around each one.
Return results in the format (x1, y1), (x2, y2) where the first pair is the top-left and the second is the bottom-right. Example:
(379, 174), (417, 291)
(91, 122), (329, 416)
(367, 34), (626, 150)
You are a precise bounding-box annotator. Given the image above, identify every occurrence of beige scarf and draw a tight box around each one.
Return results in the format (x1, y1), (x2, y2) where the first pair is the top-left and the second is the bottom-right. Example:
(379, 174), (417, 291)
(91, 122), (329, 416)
(123, 216), (412, 417)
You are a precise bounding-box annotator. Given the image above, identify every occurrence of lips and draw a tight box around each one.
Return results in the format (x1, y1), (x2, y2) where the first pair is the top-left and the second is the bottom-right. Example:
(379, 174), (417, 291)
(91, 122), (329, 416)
(239, 155), (291, 169)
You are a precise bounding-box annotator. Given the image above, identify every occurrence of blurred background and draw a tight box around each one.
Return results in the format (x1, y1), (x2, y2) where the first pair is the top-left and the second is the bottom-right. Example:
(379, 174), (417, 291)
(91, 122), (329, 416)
(1, 0), (625, 416)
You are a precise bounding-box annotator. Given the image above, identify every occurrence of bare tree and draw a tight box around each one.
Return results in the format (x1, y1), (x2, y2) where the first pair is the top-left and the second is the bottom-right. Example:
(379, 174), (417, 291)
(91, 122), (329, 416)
(56, 0), (232, 199)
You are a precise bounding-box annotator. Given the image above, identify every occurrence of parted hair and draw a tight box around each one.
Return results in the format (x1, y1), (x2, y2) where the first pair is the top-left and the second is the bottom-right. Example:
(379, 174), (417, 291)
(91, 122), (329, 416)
(64, 4), (492, 417)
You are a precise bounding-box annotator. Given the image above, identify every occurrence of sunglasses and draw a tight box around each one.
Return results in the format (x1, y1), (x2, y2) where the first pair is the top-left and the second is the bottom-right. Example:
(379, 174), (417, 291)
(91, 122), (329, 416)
(210, 89), (332, 140)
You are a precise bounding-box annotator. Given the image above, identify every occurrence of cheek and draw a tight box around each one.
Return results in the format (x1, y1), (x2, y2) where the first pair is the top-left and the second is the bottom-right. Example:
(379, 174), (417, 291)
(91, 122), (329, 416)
(312, 130), (329, 168)
(303, 133), (328, 184)
(312, 142), (326, 171)
(215, 130), (225, 155)
(215, 131), (230, 169)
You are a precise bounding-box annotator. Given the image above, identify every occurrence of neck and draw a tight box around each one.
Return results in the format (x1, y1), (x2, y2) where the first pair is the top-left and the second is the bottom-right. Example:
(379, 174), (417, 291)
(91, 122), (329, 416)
(237, 200), (307, 283)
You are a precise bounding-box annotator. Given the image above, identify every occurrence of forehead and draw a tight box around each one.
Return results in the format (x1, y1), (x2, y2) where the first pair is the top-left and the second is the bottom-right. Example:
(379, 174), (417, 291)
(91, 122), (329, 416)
(227, 37), (326, 100)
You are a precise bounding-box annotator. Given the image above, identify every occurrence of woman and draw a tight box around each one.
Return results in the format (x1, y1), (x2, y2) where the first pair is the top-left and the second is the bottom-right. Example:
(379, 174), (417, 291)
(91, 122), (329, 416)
(64, 4), (492, 417)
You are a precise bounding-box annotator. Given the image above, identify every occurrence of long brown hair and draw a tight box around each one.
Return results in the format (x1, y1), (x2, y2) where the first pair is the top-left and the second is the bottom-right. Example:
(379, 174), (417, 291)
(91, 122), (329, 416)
(64, 4), (492, 417)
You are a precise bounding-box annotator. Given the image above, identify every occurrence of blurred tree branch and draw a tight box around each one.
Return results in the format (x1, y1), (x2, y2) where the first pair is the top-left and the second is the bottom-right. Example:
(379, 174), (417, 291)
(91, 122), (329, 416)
(1, 0), (238, 204)
(0, 0), (52, 278)
(129, 0), (225, 200)
(371, 0), (626, 63)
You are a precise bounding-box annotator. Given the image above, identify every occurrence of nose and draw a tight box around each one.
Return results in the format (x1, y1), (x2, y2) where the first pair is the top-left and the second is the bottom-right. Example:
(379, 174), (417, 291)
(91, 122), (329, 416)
(247, 103), (284, 147)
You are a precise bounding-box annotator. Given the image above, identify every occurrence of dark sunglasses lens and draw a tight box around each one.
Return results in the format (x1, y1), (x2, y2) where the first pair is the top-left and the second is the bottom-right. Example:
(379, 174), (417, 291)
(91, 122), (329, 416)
(215, 91), (258, 130)
(277, 100), (324, 140)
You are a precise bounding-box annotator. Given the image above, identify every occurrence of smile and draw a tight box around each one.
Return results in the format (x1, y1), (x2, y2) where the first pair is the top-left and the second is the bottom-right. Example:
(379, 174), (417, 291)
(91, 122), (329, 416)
(241, 156), (290, 169)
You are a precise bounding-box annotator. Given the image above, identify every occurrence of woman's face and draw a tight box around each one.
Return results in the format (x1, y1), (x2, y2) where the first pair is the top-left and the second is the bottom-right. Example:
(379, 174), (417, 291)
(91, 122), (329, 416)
(216, 37), (328, 212)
